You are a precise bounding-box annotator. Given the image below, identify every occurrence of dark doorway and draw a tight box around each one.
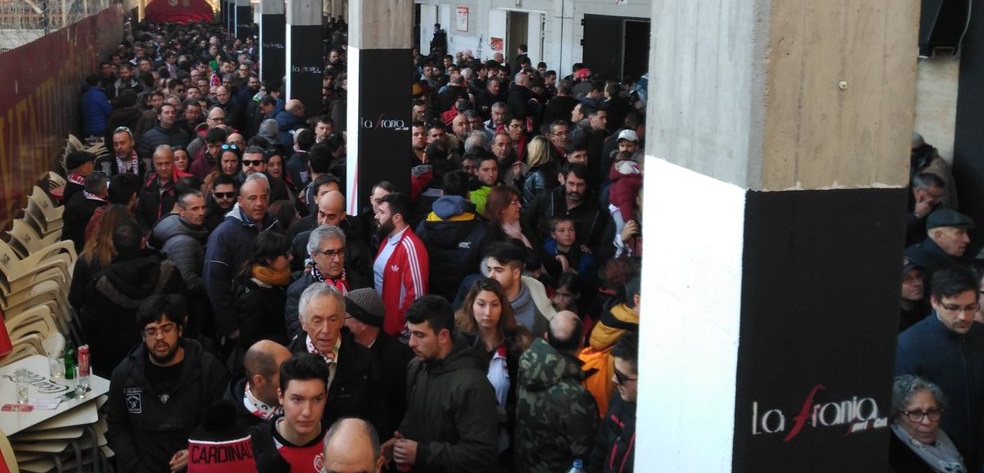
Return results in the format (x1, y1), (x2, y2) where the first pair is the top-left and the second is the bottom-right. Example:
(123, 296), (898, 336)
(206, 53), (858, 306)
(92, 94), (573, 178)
(507, 10), (529, 68)
(414, 4), (421, 52)
(582, 14), (650, 82)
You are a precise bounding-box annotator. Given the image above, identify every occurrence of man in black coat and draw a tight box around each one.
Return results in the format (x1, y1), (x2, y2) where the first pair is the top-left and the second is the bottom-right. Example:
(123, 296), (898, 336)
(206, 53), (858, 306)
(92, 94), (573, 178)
(62, 170), (108, 253)
(287, 283), (371, 429)
(225, 340), (293, 428)
(343, 288), (414, 439)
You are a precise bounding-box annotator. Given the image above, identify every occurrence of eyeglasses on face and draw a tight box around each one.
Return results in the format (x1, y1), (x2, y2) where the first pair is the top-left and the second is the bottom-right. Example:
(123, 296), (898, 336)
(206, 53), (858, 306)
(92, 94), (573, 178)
(899, 408), (943, 423)
(313, 248), (345, 259)
(243, 159), (264, 167)
(143, 323), (177, 338)
(613, 366), (637, 385)
(941, 303), (980, 314)
(213, 192), (236, 199)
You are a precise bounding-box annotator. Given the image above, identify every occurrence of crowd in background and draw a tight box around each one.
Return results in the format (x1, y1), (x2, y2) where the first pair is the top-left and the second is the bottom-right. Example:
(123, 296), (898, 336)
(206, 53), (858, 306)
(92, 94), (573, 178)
(66, 16), (646, 473)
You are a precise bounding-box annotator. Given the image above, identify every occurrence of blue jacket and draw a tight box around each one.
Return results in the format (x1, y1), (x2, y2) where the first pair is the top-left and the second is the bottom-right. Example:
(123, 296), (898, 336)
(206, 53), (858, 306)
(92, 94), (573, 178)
(203, 204), (282, 338)
(896, 313), (984, 468)
(275, 109), (304, 148)
(81, 86), (111, 137)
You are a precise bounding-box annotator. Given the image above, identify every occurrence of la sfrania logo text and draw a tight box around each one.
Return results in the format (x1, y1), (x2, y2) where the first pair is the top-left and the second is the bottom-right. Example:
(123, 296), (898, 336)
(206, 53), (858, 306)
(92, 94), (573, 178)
(751, 384), (888, 441)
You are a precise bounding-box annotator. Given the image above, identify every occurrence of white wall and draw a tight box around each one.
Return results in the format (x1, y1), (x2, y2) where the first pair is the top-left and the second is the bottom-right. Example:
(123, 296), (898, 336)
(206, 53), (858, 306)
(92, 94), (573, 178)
(913, 56), (959, 163)
(415, 0), (651, 73)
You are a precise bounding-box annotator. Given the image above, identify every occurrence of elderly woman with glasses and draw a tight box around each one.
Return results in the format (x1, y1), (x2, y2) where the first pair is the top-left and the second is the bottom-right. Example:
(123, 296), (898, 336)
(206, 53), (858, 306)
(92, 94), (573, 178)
(890, 375), (966, 473)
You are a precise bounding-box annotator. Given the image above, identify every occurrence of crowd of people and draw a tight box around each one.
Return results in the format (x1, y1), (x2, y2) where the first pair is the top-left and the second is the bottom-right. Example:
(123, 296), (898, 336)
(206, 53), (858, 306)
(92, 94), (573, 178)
(65, 16), (644, 473)
(892, 136), (984, 472)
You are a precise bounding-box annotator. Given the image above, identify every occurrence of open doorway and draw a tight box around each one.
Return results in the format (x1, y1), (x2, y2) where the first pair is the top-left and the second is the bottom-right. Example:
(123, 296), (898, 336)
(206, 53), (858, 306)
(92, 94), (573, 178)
(507, 11), (528, 68)
(582, 14), (651, 82)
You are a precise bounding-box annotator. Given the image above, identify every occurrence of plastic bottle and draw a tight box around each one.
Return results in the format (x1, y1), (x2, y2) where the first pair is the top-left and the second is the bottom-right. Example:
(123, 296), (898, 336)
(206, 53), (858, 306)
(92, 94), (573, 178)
(64, 340), (76, 380)
(567, 459), (585, 473)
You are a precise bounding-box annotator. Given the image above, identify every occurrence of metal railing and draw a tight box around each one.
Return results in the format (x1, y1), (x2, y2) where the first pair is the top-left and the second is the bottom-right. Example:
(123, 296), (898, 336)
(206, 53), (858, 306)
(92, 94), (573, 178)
(0, 0), (113, 53)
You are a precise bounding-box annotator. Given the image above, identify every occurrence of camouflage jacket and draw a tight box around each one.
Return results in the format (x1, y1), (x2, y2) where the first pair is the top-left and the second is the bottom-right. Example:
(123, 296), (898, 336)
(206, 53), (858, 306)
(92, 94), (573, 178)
(515, 338), (600, 473)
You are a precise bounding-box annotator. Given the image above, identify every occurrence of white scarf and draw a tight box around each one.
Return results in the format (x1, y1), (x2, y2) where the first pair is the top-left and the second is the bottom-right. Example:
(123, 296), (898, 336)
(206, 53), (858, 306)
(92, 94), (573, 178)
(243, 383), (281, 420)
(501, 221), (531, 248)
(891, 423), (967, 473)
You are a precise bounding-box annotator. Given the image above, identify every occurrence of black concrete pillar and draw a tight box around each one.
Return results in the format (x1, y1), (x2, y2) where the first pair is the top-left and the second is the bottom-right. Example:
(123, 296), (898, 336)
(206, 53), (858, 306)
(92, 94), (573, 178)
(285, 0), (323, 119)
(260, 0), (286, 84)
(345, 0), (413, 213)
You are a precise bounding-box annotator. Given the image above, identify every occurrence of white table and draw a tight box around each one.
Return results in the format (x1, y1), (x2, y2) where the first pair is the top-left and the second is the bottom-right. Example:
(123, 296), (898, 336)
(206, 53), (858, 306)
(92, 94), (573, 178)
(0, 355), (109, 436)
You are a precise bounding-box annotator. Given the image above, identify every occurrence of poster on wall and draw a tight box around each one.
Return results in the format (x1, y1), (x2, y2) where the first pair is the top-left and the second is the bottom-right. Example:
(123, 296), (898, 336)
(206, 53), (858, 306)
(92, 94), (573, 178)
(456, 7), (469, 32)
(490, 37), (504, 52)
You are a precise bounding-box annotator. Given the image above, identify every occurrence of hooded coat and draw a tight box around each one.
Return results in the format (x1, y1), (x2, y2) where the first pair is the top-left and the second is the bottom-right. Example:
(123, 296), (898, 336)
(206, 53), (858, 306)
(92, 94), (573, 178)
(151, 213), (209, 290)
(399, 335), (499, 472)
(415, 195), (490, 301)
(515, 338), (599, 473)
(81, 250), (186, 377)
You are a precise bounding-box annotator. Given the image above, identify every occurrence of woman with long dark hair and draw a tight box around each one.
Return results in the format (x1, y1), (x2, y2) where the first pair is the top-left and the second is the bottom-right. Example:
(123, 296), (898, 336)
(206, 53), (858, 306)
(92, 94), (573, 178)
(234, 231), (292, 351)
(455, 277), (532, 470)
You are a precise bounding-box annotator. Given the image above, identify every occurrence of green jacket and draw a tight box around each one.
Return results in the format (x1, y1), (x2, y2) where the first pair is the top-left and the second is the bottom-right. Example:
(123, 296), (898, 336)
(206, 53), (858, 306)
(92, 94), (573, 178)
(515, 338), (600, 473)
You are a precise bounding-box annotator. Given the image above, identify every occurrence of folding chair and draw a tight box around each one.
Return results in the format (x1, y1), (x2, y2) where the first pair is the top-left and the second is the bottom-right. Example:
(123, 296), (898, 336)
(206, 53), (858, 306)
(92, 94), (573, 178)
(0, 429), (19, 473)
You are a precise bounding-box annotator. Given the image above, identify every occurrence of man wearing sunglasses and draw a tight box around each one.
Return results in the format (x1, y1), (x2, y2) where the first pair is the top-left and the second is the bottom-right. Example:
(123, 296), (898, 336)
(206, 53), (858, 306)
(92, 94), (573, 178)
(897, 267), (984, 470)
(589, 332), (637, 473)
(241, 145), (289, 203)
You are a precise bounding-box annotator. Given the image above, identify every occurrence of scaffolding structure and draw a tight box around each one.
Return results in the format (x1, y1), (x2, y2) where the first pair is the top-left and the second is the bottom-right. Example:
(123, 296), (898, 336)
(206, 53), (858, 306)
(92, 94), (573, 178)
(0, 0), (112, 52)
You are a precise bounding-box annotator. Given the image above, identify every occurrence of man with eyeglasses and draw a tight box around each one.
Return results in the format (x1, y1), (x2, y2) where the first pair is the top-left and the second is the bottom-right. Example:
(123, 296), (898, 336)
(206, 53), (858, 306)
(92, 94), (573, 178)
(589, 332), (637, 473)
(106, 294), (228, 473)
(897, 267), (984, 470)
(544, 119), (570, 162)
(287, 197), (373, 323)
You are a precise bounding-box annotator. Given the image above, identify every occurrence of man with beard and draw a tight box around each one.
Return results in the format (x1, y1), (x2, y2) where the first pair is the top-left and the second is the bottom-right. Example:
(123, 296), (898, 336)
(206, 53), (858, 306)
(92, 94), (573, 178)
(106, 294), (228, 473)
(373, 193), (429, 337)
(525, 163), (610, 254)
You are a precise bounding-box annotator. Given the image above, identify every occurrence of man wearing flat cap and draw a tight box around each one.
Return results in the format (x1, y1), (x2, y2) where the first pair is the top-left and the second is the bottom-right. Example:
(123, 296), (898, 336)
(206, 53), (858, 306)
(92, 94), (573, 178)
(343, 288), (414, 438)
(905, 208), (975, 287)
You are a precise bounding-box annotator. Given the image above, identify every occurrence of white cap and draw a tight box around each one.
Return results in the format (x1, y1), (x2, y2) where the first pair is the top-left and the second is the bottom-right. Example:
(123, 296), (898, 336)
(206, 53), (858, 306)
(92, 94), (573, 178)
(617, 129), (639, 142)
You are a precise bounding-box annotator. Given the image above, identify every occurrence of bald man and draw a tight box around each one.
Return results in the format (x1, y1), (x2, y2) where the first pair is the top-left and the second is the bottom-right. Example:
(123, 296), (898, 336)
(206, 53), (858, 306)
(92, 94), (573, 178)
(290, 190), (373, 279)
(515, 310), (599, 472)
(323, 418), (385, 473)
(136, 144), (179, 228)
(225, 340), (293, 427)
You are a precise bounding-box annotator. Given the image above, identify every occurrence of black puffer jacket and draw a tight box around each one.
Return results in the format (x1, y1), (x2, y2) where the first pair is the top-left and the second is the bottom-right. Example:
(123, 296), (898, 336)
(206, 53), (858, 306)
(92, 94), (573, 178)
(399, 335), (499, 472)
